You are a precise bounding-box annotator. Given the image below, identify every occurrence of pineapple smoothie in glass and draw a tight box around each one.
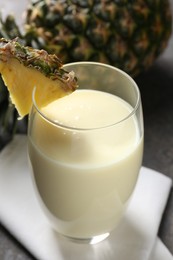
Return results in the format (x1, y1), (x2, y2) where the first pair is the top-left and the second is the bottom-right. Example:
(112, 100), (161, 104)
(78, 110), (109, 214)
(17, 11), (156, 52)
(28, 62), (144, 244)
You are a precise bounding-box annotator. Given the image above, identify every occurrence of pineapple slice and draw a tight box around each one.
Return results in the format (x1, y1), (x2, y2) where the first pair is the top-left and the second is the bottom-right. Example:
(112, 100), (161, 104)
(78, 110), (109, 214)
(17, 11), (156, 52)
(0, 38), (78, 118)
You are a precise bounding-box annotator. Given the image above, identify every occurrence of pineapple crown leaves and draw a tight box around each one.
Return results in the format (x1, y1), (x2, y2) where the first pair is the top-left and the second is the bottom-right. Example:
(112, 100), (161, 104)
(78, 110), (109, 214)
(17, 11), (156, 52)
(0, 75), (18, 149)
(0, 38), (77, 91)
(0, 13), (23, 40)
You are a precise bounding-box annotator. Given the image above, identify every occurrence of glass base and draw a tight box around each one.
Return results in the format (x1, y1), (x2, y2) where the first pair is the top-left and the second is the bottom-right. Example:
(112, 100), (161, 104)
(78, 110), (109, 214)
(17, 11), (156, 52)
(63, 232), (110, 245)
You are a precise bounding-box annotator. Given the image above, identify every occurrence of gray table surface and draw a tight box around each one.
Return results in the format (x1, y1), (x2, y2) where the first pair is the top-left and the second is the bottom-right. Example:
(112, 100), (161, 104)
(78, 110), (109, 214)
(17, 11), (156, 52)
(0, 4), (173, 260)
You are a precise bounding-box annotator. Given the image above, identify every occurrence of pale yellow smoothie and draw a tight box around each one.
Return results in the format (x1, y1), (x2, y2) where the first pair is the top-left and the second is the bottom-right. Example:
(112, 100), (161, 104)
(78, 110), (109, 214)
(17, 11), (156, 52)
(28, 89), (143, 238)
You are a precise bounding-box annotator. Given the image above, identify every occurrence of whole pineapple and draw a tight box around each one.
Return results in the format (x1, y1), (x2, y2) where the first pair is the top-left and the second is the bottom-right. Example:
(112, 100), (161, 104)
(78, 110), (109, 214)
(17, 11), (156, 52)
(25, 0), (172, 77)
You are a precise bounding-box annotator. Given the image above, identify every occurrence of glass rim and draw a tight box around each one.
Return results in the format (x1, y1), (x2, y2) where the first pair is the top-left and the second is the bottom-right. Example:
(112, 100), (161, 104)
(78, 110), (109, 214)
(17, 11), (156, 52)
(32, 61), (141, 131)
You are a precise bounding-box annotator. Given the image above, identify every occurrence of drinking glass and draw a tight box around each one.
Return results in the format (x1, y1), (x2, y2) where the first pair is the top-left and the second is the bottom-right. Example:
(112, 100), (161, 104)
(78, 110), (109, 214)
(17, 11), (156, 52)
(28, 62), (143, 244)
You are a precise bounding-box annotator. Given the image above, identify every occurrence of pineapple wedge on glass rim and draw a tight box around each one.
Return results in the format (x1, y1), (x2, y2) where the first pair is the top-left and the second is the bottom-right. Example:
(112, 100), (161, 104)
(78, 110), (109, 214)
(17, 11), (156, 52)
(0, 38), (78, 118)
